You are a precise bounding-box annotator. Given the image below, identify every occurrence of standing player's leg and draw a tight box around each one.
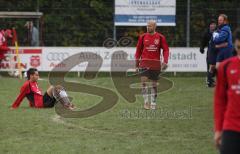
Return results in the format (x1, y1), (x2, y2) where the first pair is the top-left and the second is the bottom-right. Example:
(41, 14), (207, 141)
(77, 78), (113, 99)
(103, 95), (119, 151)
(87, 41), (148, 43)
(141, 75), (150, 110)
(207, 47), (218, 87)
(206, 55), (215, 87)
(139, 68), (160, 110)
(149, 69), (161, 110)
(208, 64), (216, 87)
(150, 80), (158, 110)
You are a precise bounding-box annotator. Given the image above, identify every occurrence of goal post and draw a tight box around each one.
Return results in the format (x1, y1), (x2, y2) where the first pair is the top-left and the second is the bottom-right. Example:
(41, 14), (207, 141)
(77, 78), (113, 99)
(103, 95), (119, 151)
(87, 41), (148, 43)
(0, 11), (43, 78)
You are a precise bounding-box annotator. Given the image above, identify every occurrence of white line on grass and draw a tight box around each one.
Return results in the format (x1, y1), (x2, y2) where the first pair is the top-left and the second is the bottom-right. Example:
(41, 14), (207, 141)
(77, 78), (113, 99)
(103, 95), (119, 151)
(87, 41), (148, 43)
(51, 114), (149, 136)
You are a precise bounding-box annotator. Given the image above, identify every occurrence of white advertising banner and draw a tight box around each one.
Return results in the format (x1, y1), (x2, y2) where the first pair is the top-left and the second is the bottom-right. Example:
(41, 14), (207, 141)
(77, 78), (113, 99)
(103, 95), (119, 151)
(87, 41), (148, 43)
(0, 47), (207, 72)
(167, 48), (207, 72)
(115, 0), (176, 26)
(0, 48), (42, 71)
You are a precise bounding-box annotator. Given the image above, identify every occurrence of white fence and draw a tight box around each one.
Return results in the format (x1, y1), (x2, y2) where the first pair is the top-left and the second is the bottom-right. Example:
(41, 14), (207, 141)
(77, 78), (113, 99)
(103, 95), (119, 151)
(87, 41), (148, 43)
(0, 47), (207, 72)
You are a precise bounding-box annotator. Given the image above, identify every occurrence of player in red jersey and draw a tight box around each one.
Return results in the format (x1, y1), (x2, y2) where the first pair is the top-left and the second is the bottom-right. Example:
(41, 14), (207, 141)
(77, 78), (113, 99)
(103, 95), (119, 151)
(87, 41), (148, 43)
(135, 20), (169, 110)
(11, 68), (74, 110)
(0, 29), (13, 60)
(214, 29), (240, 154)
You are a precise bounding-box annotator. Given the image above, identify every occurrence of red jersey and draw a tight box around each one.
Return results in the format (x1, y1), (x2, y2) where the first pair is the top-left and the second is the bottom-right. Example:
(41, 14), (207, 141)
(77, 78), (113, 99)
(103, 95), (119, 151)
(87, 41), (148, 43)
(135, 32), (169, 70)
(214, 56), (240, 132)
(0, 30), (10, 59)
(12, 80), (44, 108)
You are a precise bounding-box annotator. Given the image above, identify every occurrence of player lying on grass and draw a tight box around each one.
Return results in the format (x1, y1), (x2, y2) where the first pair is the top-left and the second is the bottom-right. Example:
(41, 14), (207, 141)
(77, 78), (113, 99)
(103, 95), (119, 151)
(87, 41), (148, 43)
(11, 68), (75, 110)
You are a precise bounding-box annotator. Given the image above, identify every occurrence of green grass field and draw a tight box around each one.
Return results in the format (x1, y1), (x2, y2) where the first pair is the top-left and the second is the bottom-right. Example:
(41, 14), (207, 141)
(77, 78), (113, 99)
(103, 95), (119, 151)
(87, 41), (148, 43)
(0, 76), (217, 154)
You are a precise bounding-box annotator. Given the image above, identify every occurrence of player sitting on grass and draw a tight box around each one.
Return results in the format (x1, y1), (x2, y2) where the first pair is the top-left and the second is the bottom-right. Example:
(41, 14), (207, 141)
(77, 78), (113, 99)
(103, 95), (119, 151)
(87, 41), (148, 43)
(11, 68), (75, 110)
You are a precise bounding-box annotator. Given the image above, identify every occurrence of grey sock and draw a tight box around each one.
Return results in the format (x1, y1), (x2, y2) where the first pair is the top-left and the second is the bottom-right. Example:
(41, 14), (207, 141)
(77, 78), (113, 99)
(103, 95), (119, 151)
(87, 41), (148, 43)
(151, 84), (157, 105)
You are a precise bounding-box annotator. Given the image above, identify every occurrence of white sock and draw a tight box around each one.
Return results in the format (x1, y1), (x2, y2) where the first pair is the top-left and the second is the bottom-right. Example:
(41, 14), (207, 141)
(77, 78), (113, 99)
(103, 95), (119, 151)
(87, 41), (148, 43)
(59, 90), (68, 98)
(142, 83), (149, 104)
(53, 88), (70, 106)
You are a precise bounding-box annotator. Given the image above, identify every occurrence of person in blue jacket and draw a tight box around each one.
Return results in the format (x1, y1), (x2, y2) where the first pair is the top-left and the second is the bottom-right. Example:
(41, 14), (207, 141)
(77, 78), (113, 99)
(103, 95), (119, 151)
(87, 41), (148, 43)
(212, 14), (233, 69)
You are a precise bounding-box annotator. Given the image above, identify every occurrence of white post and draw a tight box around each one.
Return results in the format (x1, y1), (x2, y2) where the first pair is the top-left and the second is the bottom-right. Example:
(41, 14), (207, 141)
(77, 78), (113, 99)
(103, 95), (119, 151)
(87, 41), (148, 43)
(186, 0), (190, 47)
(113, 0), (116, 41)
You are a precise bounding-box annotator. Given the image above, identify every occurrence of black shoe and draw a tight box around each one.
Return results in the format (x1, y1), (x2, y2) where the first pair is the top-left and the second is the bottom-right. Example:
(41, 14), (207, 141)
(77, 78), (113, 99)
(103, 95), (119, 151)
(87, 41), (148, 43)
(207, 83), (215, 88)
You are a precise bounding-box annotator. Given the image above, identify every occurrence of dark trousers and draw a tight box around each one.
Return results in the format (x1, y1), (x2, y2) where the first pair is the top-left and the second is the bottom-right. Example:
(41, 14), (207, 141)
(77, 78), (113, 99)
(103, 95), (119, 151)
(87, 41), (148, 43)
(220, 130), (240, 154)
(206, 58), (215, 85)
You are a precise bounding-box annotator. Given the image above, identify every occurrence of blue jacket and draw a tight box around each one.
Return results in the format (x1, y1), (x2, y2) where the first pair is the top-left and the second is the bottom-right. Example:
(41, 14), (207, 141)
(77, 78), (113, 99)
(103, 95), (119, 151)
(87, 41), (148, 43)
(213, 24), (233, 52)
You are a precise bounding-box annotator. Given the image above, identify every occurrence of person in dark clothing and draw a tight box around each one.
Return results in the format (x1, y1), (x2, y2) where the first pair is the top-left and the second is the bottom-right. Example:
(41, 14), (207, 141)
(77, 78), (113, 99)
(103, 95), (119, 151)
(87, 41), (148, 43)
(200, 20), (217, 87)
